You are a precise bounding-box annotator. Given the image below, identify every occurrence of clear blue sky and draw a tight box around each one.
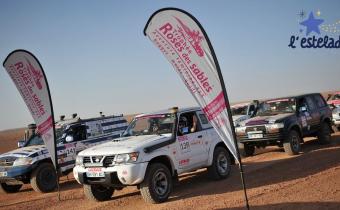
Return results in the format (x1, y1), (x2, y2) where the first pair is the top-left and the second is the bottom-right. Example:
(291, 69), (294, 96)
(0, 0), (339, 130)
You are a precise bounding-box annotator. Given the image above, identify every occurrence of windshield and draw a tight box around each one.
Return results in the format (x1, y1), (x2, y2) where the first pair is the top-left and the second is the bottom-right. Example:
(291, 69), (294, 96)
(231, 105), (248, 116)
(55, 127), (64, 139)
(256, 98), (296, 116)
(25, 135), (44, 146)
(122, 113), (176, 137)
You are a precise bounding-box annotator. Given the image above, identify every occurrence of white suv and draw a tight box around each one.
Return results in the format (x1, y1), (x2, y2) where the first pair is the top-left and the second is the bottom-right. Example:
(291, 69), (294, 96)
(73, 107), (234, 203)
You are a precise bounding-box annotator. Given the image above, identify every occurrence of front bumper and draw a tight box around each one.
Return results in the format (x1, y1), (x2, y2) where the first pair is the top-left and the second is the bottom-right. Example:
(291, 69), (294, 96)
(237, 132), (286, 143)
(73, 162), (148, 186)
(0, 165), (32, 183)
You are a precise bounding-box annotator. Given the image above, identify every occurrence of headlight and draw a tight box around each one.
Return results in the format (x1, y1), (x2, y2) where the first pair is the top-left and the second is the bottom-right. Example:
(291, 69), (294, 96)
(114, 152), (139, 164)
(75, 156), (83, 166)
(13, 157), (33, 166)
(266, 123), (284, 131)
(235, 126), (246, 134)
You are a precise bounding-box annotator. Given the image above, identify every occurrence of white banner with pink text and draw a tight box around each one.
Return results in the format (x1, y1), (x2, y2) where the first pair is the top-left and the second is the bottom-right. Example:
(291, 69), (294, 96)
(144, 9), (238, 161)
(3, 50), (57, 168)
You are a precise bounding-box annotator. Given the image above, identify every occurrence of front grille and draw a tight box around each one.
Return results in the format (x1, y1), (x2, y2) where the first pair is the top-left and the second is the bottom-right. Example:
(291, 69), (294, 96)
(91, 156), (104, 163)
(103, 156), (115, 167)
(246, 126), (266, 133)
(83, 157), (91, 164)
(83, 156), (114, 167)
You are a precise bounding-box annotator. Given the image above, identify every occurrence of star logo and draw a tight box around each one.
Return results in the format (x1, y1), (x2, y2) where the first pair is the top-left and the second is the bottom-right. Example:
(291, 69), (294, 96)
(300, 12), (324, 36)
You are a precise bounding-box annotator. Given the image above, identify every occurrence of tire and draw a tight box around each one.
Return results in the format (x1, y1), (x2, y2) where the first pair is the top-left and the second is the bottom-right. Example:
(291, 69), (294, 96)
(283, 130), (301, 155)
(207, 147), (231, 180)
(30, 162), (57, 193)
(0, 183), (22, 193)
(318, 122), (331, 144)
(140, 163), (172, 204)
(238, 143), (255, 157)
(83, 184), (114, 201)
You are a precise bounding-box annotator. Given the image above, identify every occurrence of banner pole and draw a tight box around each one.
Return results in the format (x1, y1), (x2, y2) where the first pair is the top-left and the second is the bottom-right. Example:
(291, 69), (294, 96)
(57, 170), (61, 201)
(198, 19), (250, 210)
(212, 54), (250, 210)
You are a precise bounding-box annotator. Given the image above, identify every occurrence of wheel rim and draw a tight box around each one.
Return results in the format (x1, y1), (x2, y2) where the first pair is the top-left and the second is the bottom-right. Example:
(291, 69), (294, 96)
(217, 152), (228, 175)
(152, 170), (168, 196)
(291, 135), (299, 151)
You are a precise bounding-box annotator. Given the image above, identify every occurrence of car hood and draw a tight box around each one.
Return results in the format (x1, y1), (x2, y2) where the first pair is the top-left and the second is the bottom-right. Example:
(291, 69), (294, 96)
(0, 145), (46, 159)
(240, 113), (294, 126)
(232, 115), (249, 124)
(78, 134), (172, 156)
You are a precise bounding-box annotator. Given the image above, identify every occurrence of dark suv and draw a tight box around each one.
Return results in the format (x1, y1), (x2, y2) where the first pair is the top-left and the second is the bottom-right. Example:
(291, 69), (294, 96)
(235, 93), (333, 156)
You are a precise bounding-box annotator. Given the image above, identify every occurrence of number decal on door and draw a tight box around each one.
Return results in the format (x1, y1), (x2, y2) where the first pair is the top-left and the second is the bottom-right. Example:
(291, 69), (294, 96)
(180, 141), (191, 153)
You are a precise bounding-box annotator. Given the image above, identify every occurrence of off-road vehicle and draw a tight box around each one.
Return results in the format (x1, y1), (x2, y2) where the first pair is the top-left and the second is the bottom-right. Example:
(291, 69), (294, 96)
(235, 93), (332, 156)
(0, 113), (127, 193)
(73, 107), (234, 203)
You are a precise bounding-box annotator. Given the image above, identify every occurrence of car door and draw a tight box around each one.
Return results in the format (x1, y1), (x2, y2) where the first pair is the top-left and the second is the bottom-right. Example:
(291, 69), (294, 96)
(175, 111), (208, 171)
(305, 96), (321, 133)
(297, 97), (313, 134)
(60, 125), (87, 171)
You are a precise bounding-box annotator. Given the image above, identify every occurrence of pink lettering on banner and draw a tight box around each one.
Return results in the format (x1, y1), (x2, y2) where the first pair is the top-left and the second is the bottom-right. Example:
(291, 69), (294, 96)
(155, 20), (214, 97)
(37, 115), (53, 135)
(203, 92), (227, 120)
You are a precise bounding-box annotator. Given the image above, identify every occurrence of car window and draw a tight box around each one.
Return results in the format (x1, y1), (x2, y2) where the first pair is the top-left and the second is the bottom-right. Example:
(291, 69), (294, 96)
(248, 105), (256, 115)
(305, 96), (316, 111)
(25, 135), (44, 146)
(313, 94), (326, 108)
(178, 112), (202, 136)
(198, 114), (209, 124)
(67, 125), (87, 142)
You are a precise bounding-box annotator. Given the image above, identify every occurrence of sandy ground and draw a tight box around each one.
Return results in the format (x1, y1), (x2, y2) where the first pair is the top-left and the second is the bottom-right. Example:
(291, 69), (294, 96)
(0, 132), (339, 210)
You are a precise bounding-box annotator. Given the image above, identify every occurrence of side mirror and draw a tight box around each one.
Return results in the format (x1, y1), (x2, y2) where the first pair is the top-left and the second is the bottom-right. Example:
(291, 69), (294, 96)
(65, 135), (74, 143)
(299, 106), (307, 113)
(17, 140), (25, 148)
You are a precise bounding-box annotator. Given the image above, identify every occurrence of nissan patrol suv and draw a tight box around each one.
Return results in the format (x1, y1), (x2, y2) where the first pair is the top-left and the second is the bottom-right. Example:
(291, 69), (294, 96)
(235, 93), (332, 156)
(73, 107), (234, 203)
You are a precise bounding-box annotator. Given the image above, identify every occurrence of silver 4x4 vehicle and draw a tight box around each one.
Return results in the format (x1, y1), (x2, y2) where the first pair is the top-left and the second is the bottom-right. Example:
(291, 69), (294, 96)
(0, 114), (127, 194)
(73, 107), (234, 203)
(231, 101), (258, 126)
